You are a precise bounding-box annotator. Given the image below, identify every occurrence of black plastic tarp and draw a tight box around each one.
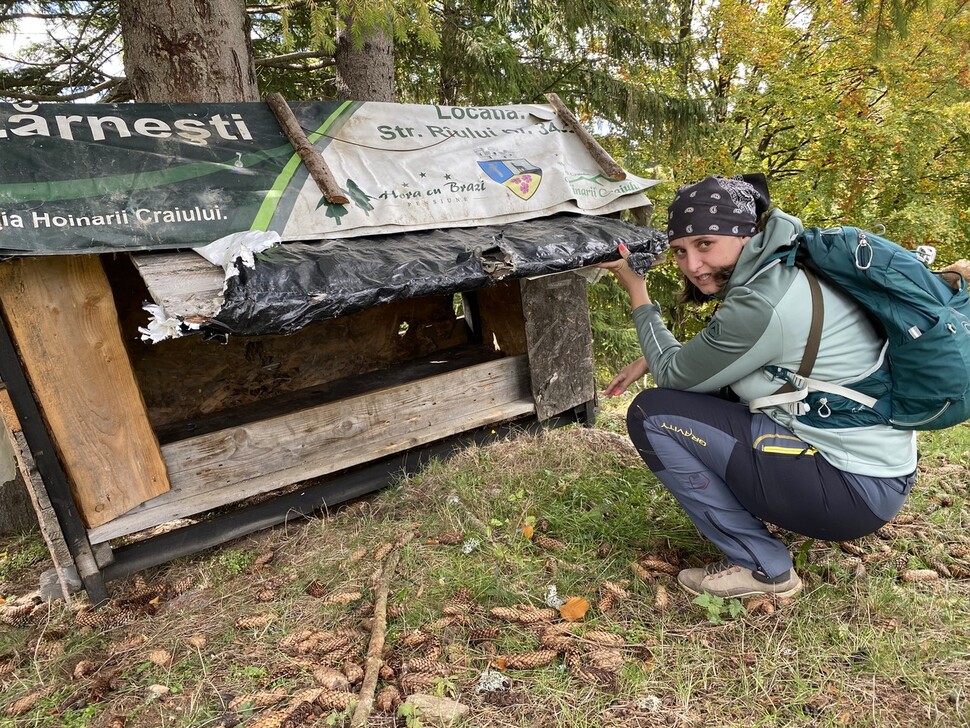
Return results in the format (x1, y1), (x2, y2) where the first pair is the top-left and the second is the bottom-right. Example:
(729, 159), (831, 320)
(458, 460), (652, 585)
(199, 213), (667, 337)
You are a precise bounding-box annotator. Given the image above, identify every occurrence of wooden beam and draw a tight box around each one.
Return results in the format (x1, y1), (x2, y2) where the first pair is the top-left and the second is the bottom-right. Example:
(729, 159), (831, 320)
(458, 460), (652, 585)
(266, 92), (350, 205)
(130, 251), (225, 322)
(0, 387), (76, 602)
(88, 355), (534, 543)
(545, 93), (626, 181)
(0, 257), (171, 528)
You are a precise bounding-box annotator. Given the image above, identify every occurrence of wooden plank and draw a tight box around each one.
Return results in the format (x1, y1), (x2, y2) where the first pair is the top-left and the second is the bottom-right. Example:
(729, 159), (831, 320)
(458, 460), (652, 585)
(521, 273), (596, 420)
(129, 251), (224, 321)
(0, 387), (77, 602)
(89, 355), (534, 543)
(0, 257), (171, 527)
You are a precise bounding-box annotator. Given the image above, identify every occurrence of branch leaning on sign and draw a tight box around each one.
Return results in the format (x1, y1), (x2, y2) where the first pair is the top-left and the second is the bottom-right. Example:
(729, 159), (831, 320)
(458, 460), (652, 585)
(266, 92), (350, 205)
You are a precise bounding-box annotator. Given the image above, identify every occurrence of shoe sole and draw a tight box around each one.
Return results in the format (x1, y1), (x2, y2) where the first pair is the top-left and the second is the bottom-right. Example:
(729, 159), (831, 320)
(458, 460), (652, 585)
(677, 578), (803, 600)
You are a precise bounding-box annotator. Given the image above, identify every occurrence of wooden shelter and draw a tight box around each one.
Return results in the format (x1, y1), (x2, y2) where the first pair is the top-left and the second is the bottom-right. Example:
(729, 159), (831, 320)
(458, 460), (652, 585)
(0, 250), (598, 602)
(0, 96), (660, 603)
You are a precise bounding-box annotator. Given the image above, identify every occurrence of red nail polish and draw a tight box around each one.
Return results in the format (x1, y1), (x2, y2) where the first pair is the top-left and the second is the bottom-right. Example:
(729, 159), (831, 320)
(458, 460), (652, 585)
(618, 243), (628, 251)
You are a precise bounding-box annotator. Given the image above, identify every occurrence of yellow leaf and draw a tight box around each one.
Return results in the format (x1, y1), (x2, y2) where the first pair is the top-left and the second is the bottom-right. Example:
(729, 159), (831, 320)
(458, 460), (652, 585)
(522, 525), (535, 540)
(149, 596), (161, 605)
(559, 596), (590, 622)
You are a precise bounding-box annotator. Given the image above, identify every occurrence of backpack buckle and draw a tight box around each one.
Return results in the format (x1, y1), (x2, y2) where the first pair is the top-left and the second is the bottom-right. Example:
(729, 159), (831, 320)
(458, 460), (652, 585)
(855, 233), (873, 270)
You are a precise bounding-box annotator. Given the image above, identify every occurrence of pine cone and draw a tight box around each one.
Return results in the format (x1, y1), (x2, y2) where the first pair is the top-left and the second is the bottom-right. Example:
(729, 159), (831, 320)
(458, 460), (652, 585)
(373, 543), (393, 561)
(838, 541), (866, 556)
(532, 534), (566, 552)
(504, 650), (557, 669)
(423, 637), (442, 660)
(572, 664), (619, 690)
(312, 636), (353, 655)
(442, 599), (472, 616)
(255, 589), (277, 602)
(105, 716), (127, 728)
(379, 664), (397, 681)
(1, 603), (37, 626)
(400, 672), (438, 694)
(428, 616), (457, 630)
(745, 597), (775, 616)
(148, 649), (172, 667)
(171, 575), (195, 595)
(901, 569), (940, 582)
(516, 608), (559, 624)
(399, 630), (429, 647)
(375, 685), (401, 713)
(630, 562), (655, 582)
(601, 580), (630, 598)
(5, 690), (45, 716)
(228, 688), (288, 711)
(431, 531), (464, 546)
(312, 666), (351, 691)
(321, 591), (364, 605)
(235, 614), (274, 630)
(653, 584), (670, 612)
(596, 592), (617, 613)
(278, 629), (320, 651)
(245, 710), (287, 728)
(489, 606), (523, 622)
(586, 648), (625, 670)
(467, 627), (500, 642)
(0, 658), (16, 679)
(638, 558), (679, 576)
(405, 657), (452, 676)
(347, 547), (368, 564)
(540, 632), (576, 653)
(584, 630), (626, 647)
(187, 634), (208, 649)
(342, 662), (364, 684)
(304, 580), (328, 598)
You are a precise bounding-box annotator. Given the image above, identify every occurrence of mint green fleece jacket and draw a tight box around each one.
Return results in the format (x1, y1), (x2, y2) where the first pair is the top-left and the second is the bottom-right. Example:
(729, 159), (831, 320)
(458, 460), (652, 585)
(632, 208), (917, 477)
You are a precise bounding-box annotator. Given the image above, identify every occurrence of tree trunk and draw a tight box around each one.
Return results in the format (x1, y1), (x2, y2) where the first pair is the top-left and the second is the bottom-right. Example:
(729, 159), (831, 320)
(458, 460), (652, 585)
(335, 13), (395, 102)
(438, 0), (460, 105)
(119, 0), (259, 103)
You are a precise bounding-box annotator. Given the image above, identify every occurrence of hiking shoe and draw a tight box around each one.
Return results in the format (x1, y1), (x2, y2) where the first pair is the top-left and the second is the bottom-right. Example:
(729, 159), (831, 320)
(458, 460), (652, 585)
(677, 560), (802, 598)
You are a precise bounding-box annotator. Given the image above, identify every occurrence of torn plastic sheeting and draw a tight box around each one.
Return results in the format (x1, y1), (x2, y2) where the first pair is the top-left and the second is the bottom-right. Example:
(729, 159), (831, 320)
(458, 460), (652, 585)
(201, 214), (667, 337)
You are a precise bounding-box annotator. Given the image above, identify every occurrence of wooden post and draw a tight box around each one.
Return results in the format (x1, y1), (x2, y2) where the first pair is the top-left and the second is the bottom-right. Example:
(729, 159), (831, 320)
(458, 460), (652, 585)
(0, 256), (171, 528)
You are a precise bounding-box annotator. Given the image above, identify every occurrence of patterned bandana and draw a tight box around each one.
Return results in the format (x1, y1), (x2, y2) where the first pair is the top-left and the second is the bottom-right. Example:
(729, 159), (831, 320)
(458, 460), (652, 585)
(666, 174), (771, 242)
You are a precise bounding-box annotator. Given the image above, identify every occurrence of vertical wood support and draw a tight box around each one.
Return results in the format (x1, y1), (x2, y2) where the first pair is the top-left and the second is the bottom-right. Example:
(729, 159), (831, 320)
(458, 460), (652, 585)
(0, 256), (171, 528)
(0, 318), (106, 603)
(520, 273), (596, 421)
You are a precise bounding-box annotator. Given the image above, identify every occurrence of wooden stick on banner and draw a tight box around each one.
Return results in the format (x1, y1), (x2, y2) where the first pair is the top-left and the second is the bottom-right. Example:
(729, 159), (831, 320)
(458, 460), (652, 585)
(266, 92), (350, 204)
(545, 93), (626, 181)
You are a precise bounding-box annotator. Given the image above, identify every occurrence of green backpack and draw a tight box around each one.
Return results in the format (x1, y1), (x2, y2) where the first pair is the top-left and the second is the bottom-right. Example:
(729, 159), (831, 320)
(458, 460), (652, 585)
(749, 226), (970, 430)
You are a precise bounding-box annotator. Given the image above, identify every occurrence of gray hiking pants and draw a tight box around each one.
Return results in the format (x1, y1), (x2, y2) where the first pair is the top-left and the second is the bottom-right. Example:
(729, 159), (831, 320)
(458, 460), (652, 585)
(626, 388), (890, 578)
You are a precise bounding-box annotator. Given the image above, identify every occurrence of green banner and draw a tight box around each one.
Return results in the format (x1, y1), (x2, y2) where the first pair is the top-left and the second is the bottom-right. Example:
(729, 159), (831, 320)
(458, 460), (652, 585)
(0, 100), (657, 255)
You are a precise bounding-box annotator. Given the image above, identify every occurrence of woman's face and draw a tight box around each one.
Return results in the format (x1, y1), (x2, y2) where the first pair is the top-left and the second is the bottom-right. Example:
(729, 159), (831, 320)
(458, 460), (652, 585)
(669, 233), (750, 295)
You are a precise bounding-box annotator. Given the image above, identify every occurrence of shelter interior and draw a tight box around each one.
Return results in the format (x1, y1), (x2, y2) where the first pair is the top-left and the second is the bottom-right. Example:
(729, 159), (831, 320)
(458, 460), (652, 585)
(0, 249), (596, 602)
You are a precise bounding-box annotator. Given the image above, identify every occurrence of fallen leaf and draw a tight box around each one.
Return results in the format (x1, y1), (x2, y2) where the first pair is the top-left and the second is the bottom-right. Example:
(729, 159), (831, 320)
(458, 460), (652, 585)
(559, 597), (590, 622)
(522, 525), (535, 539)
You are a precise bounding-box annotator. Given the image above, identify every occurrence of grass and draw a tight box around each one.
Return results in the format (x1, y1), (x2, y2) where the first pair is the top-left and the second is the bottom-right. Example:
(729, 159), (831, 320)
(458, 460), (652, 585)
(1, 412), (969, 727)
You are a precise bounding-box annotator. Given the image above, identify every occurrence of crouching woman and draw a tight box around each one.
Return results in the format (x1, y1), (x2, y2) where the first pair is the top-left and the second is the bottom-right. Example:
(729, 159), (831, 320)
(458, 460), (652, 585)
(600, 174), (916, 599)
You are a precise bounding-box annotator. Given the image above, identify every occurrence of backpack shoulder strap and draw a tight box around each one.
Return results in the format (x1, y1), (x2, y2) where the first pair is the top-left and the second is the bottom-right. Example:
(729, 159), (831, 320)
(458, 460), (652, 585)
(772, 267), (824, 395)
